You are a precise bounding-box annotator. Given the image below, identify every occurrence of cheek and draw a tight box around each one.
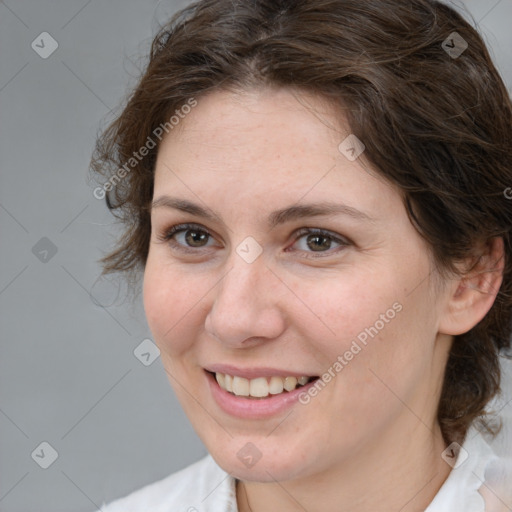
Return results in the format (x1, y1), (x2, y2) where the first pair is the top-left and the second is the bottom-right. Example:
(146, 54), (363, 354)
(143, 259), (203, 357)
(303, 268), (436, 399)
(297, 270), (401, 354)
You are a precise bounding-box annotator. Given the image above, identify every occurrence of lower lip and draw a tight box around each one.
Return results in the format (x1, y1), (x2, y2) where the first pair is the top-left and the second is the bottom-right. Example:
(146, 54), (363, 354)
(206, 371), (318, 419)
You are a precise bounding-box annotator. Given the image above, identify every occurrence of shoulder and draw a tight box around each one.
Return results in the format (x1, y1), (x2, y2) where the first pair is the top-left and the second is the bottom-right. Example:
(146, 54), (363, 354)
(98, 455), (238, 512)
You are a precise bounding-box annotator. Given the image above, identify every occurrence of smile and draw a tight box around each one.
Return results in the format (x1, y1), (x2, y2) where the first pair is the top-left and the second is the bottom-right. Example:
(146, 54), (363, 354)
(214, 372), (315, 398)
(205, 366), (321, 418)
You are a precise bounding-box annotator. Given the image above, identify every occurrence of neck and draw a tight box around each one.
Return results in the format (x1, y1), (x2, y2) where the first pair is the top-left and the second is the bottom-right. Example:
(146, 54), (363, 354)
(236, 421), (452, 512)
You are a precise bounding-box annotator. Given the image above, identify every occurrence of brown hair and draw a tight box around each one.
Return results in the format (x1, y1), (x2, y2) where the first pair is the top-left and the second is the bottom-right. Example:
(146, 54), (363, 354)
(90, 0), (512, 445)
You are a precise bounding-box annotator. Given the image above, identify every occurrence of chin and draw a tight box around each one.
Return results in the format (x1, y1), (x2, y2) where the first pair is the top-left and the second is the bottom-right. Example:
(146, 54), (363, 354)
(204, 433), (320, 483)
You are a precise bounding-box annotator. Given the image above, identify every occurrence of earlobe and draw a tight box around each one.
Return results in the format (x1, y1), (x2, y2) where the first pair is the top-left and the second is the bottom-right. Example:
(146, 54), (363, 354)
(438, 237), (505, 336)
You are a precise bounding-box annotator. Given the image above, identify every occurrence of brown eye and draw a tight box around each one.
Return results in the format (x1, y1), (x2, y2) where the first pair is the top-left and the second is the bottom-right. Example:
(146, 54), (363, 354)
(158, 223), (217, 252)
(290, 228), (350, 257)
(305, 233), (334, 252)
(182, 228), (210, 247)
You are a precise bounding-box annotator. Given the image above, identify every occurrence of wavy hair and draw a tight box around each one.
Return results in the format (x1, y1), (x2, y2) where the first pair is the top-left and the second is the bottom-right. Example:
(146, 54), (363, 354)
(90, 0), (512, 444)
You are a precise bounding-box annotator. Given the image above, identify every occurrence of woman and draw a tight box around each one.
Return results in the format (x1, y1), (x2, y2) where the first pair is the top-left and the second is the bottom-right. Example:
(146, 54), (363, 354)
(91, 0), (512, 510)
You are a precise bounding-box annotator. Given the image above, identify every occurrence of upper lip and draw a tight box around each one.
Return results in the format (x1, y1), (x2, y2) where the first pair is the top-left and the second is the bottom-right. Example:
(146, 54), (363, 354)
(204, 364), (317, 379)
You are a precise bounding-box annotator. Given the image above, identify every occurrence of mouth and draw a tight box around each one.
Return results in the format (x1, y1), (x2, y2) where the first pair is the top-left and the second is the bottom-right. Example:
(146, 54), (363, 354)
(206, 370), (319, 399)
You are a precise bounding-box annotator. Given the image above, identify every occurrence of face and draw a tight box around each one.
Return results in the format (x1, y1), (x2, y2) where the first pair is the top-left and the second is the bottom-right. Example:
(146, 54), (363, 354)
(143, 87), (453, 483)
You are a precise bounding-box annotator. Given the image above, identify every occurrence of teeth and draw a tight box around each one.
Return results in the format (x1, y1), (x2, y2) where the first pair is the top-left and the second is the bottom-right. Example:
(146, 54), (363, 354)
(250, 377), (269, 398)
(225, 374), (233, 392)
(215, 373), (225, 388)
(232, 376), (250, 396)
(268, 376), (284, 395)
(283, 376), (297, 391)
(214, 372), (312, 397)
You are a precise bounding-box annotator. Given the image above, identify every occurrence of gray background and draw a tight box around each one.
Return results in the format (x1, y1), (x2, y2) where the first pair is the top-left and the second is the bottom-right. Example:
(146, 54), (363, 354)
(0, 1), (511, 511)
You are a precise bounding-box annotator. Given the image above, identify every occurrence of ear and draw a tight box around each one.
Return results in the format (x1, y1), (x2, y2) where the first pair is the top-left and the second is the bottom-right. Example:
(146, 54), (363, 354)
(438, 237), (505, 336)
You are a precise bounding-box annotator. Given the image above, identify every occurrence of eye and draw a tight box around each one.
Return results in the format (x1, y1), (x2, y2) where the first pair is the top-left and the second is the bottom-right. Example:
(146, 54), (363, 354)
(288, 228), (350, 257)
(156, 223), (351, 258)
(157, 223), (218, 253)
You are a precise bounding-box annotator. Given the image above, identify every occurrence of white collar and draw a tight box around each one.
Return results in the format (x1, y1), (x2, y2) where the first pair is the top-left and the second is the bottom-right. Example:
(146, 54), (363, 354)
(217, 427), (498, 512)
(425, 426), (497, 512)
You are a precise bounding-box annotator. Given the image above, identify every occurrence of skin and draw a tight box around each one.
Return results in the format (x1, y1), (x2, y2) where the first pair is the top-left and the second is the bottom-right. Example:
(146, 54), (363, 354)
(143, 86), (503, 512)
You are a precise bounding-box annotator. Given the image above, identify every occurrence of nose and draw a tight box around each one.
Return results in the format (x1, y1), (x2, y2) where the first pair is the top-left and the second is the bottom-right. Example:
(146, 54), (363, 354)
(204, 253), (286, 348)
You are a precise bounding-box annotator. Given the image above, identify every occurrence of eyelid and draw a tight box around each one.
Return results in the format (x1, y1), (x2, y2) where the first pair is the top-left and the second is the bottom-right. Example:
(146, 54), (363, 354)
(157, 222), (351, 257)
(287, 227), (351, 258)
(292, 227), (351, 245)
(155, 222), (220, 250)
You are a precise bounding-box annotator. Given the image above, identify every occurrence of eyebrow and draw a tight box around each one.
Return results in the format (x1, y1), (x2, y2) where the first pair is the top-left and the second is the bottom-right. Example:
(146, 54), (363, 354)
(151, 196), (373, 229)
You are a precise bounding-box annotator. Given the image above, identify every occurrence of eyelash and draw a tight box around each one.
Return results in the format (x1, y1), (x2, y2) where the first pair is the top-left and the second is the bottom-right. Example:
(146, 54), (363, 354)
(156, 222), (351, 258)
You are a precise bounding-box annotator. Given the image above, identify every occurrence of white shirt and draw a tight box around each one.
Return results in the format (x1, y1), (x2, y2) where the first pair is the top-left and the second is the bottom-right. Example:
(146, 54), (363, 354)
(98, 427), (507, 512)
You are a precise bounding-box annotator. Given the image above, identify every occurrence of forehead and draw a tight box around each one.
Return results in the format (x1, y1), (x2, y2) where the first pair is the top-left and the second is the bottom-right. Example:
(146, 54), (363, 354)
(153, 87), (399, 220)
(161, 87), (342, 158)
